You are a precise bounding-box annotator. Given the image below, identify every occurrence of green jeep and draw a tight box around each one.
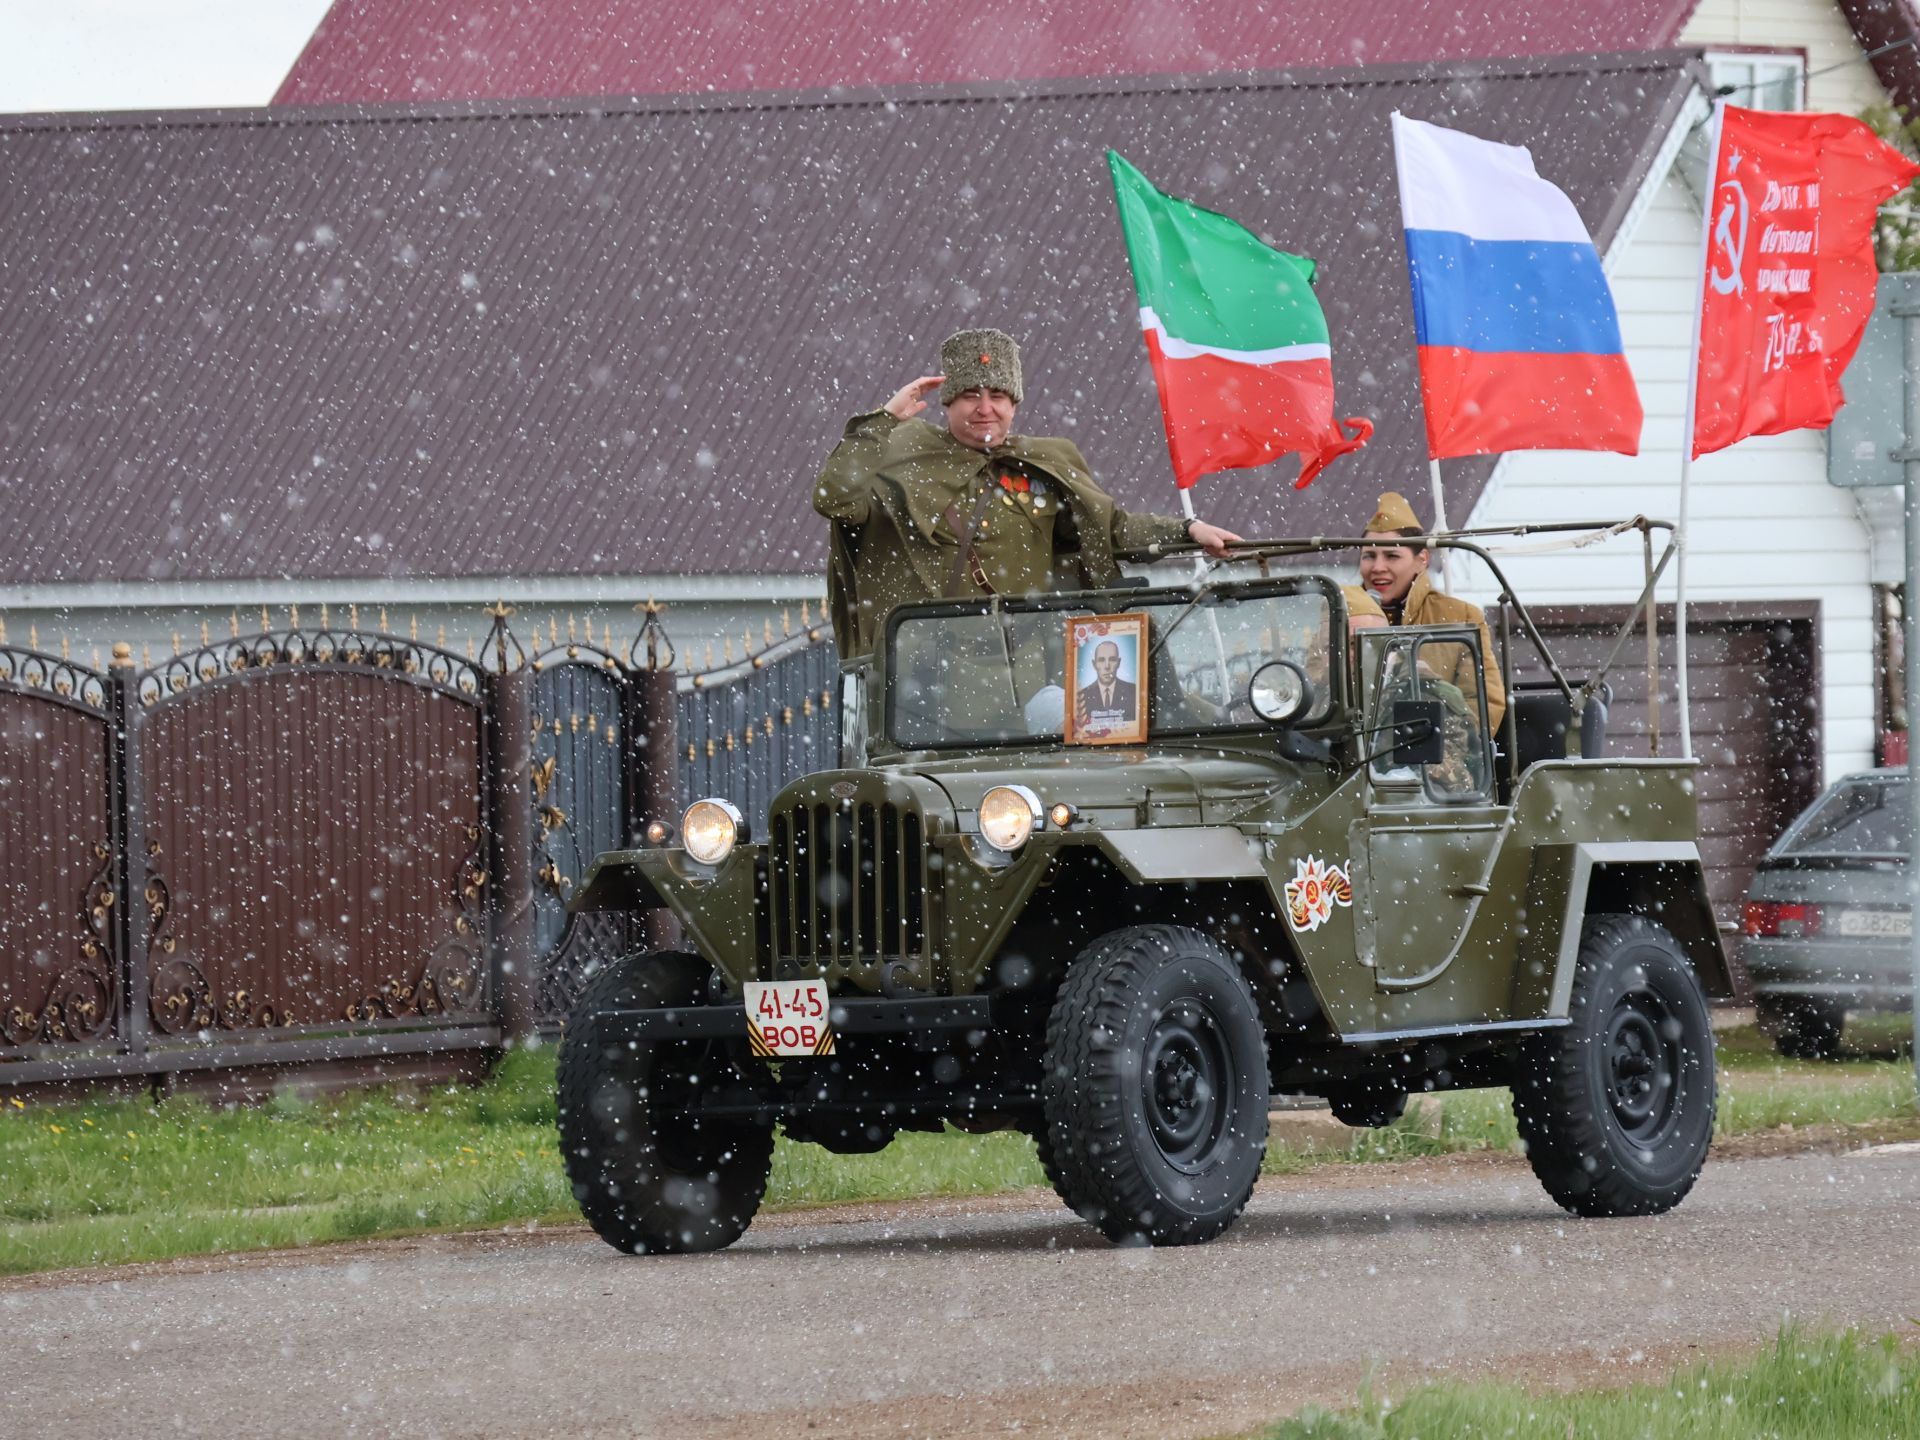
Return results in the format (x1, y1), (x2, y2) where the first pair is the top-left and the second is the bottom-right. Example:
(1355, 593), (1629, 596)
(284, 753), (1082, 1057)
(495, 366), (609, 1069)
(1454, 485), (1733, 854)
(558, 532), (1730, 1253)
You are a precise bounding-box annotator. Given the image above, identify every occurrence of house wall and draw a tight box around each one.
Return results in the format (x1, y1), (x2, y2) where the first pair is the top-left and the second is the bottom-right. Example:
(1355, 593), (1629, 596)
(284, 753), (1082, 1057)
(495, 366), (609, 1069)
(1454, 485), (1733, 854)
(1680, 0), (1894, 114)
(1458, 167), (1879, 786)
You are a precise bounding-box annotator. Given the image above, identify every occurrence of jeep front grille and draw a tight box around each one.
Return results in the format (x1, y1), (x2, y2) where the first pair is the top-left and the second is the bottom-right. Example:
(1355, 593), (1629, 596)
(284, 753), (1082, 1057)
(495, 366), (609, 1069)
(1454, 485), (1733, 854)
(769, 798), (932, 973)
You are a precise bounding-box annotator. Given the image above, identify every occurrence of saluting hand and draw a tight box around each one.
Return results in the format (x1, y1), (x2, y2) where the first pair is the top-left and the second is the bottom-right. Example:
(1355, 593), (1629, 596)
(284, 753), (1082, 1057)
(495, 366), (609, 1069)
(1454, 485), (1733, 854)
(884, 375), (945, 420)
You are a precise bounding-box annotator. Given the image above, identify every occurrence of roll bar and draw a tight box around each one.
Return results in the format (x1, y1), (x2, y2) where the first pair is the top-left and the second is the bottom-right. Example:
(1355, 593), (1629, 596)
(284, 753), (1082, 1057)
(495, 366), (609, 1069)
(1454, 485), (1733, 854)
(1133, 517), (1680, 767)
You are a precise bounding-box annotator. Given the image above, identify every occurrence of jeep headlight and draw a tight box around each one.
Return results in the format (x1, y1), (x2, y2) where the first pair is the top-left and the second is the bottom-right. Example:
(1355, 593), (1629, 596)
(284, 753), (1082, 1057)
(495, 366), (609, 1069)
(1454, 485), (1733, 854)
(681, 798), (744, 865)
(977, 785), (1042, 853)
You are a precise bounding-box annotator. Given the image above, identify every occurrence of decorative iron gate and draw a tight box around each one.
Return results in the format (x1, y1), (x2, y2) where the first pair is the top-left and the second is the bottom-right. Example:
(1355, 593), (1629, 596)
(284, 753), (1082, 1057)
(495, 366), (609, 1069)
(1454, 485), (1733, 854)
(677, 617), (839, 837)
(0, 644), (117, 1057)
(127, 624), (492, 1056)
(0, 600), (846, 1092)
(528, 641), (638, 1027)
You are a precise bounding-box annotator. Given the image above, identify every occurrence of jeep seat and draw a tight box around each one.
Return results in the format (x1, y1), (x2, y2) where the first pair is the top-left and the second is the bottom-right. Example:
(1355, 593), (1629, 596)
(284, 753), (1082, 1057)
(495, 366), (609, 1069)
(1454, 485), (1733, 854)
(1511, 680), (1612, 771)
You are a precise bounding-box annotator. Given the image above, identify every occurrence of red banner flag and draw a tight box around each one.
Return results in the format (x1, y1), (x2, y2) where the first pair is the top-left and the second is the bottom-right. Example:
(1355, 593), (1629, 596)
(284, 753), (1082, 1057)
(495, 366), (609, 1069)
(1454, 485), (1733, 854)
(1692, 106), (1919, 458)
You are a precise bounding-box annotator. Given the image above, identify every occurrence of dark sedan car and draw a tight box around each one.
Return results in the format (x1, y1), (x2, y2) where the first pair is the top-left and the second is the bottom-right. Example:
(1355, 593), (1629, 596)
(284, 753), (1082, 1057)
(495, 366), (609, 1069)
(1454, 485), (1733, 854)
(1743, 768), (1913, 1058)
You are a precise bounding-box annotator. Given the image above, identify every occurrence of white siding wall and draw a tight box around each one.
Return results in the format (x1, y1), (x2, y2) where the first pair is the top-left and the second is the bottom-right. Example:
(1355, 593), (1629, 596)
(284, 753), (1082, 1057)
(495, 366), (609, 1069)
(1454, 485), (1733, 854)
(1681, 0), (1893, 114)
(1458, 172), (1879, 784)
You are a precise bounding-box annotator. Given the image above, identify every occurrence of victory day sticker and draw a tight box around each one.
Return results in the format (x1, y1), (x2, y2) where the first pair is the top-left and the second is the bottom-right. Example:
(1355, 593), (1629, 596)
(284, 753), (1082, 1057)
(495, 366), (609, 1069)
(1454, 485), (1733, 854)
(1283, 857), (1353, 933)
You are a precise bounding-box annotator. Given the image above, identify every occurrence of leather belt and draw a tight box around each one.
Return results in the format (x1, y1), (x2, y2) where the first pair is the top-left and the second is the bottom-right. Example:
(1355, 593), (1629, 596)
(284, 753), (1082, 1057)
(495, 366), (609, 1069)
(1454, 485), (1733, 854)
(944, 483), (1001, 598)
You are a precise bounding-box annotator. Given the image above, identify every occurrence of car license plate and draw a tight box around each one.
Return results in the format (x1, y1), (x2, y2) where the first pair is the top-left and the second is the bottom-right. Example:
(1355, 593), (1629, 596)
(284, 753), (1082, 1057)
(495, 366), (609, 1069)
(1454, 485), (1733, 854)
(1834, 908), (1911, 939)
(744, 978), (834, 1057)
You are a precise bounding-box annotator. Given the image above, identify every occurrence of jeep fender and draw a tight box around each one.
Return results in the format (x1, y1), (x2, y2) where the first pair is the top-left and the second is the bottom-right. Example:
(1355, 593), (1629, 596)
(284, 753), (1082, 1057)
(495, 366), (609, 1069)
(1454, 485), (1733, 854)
(569, 849), (670, 913)
(1516, 842), (1734, 1015)
(1091, 827), (1267, 884)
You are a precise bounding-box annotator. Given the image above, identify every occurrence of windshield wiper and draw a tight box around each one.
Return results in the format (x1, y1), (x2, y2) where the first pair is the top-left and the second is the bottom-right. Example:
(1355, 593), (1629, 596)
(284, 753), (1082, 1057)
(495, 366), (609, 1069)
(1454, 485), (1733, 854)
(1146, 561), (1223, 662)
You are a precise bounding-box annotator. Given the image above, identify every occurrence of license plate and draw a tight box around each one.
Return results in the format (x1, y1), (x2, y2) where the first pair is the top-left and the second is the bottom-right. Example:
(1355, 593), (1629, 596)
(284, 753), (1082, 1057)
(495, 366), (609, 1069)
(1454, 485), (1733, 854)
(1834, 909), (1911, 939)
(744, 979), (835, 1057)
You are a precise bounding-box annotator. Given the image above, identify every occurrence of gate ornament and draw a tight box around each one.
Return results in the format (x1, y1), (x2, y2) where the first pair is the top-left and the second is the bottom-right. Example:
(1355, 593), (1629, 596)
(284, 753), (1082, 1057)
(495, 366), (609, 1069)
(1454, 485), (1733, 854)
(1, 838), (119, 1045)
(137, 618), (481, 706)
(0, 641), (107, 711)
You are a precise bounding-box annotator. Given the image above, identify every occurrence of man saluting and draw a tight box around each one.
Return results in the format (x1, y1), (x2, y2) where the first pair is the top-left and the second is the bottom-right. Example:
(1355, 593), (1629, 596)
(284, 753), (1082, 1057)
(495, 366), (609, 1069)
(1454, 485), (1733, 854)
(814, 328), (1240, 658)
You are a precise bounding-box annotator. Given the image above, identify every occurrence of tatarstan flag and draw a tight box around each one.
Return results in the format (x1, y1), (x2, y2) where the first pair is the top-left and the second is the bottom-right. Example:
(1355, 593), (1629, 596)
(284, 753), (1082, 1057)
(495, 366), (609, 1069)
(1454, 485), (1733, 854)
(1108, 151), (1372, 490)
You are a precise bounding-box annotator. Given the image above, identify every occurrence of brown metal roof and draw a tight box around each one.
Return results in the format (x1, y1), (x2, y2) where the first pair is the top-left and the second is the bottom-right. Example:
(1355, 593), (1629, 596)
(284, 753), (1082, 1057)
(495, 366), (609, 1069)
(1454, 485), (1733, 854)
(272, 0), (1701, 106)
(0, 53), (1703, 587)
(1838, 0), (1920, 114)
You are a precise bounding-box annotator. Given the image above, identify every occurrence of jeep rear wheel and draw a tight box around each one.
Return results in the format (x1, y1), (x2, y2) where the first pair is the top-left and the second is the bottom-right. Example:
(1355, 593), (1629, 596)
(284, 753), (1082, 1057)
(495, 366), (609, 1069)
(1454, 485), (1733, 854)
(1042, 925), (1269, 1245)
(1512, 914), (1715, 1218)
(557, 950), (774, 1254)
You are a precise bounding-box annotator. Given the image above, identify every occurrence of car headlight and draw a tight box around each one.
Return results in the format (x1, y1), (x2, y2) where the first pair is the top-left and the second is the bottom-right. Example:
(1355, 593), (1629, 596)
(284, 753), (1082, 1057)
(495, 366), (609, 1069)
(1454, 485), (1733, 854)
(681, 798), (744, 865)
(978, 785), (1042, 853)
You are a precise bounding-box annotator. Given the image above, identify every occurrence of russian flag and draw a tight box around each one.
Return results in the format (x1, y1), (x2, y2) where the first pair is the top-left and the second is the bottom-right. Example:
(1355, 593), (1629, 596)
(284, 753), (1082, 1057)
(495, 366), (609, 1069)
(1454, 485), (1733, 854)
(1392, 113), (1642, 459)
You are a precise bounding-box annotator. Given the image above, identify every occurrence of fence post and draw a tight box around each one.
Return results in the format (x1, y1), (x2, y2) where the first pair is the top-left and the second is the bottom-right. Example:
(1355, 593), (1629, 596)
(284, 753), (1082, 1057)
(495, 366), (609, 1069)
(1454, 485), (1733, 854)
(484, 605), (538, 1043)
(628, 601), (680, 951)
(103, 643), (149, 1061)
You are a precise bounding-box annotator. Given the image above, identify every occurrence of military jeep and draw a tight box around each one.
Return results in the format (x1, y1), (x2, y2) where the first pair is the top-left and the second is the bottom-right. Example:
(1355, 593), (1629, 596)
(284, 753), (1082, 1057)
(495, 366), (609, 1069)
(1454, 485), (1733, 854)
(559, 529), (1730, 1253)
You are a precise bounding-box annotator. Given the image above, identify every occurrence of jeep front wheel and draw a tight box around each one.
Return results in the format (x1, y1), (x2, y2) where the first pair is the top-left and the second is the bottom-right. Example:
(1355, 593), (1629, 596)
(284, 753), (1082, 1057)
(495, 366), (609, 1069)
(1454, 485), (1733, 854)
(1512, 914), (1715, 1217)
(557, 950), (774, 1254)
(1042, 925), (1269, 1245)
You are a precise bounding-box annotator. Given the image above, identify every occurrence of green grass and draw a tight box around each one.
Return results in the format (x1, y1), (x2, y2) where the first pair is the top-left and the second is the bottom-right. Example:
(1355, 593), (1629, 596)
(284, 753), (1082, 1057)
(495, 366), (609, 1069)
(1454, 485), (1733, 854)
(1714, 1019), (1913, 1070)
(0, 1026), (1912, 1277)
(0, 1046), (1044, 1276)
(1259, 1030), (1920, 1173)
(1246, 1327), (1920, 1439)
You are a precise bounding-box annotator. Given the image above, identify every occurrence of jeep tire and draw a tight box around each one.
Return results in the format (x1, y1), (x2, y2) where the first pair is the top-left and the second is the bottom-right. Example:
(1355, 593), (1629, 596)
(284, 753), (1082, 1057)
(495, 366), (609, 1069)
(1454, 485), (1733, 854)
(1759, 996), (1847, 1060)
(557, 950), (774, 1254)
(1042, 925), (1269, 1245)
(1512, 914), (1715, 1217)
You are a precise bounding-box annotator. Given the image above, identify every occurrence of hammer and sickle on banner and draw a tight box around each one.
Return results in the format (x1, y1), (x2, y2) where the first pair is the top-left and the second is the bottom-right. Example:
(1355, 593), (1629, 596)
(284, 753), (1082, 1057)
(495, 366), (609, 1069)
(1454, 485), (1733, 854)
(1709, 178), (1749, 297)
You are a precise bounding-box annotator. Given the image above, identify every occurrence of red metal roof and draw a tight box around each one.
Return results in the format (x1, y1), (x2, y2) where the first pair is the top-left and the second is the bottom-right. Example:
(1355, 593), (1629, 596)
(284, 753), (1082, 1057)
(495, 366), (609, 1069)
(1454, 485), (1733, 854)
(0, 55), (1700, 587)
(273, 0), (1701, 106)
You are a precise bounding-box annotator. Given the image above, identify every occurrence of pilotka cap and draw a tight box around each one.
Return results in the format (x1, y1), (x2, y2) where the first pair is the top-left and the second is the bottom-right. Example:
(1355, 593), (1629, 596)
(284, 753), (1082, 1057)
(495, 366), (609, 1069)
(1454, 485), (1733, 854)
(1365, 491), (1424, 534)
(939, 328), (1024, 405)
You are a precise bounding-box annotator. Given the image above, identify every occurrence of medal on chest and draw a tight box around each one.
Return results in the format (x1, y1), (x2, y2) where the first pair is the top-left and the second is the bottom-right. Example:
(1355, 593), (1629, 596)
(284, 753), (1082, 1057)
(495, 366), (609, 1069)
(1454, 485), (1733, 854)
(995, 469), (1048, 514)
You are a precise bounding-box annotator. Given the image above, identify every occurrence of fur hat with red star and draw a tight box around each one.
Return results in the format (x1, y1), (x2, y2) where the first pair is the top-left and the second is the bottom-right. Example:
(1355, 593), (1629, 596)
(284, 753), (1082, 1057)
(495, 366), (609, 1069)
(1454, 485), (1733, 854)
(939, 329), (1023, 405)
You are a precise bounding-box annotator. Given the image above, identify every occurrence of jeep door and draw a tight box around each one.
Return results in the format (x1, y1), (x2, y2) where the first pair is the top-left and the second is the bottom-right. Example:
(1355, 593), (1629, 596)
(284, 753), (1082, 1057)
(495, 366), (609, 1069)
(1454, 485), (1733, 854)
(1353, 627), (1508, 996)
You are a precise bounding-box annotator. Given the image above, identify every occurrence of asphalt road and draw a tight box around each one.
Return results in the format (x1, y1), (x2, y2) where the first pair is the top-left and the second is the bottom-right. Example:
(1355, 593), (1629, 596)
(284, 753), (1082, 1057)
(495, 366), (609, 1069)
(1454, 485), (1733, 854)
(6, 1145), (1919, 1440)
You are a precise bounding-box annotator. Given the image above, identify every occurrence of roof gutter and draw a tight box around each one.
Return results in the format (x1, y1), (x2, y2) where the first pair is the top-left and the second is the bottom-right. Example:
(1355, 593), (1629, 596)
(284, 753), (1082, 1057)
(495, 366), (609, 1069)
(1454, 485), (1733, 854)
(0, 572), (825, 612)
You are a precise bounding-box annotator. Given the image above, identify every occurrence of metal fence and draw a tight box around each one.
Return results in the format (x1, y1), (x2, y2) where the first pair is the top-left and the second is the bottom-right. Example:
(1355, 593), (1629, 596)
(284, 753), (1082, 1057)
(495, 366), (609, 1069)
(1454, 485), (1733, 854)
(0, 604), (838, 1093)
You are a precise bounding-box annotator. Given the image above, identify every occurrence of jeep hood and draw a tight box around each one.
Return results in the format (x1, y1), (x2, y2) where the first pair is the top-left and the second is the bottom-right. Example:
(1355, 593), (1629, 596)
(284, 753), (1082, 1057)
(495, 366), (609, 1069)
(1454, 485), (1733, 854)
(901, 748), (1299, 828)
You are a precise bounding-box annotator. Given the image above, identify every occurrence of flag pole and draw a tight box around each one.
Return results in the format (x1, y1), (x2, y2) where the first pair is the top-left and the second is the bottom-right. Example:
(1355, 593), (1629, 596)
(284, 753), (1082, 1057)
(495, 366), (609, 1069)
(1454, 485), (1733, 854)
(1427, 456), (1450, 587)
(1674, 101), (1724, 764)
(1179, 486), (1236, 697)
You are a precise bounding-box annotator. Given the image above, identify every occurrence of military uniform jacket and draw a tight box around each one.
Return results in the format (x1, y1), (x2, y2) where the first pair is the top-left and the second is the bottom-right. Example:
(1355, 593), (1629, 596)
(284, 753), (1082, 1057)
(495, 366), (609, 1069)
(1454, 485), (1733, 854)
(1392, 572), (1507, 731)
(815, 411), (1190, 658)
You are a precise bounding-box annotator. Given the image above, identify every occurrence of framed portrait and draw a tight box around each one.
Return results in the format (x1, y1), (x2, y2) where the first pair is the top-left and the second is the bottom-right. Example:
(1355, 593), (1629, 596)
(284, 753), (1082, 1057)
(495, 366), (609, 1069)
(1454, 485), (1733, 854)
(1065, 612), (1149, 746)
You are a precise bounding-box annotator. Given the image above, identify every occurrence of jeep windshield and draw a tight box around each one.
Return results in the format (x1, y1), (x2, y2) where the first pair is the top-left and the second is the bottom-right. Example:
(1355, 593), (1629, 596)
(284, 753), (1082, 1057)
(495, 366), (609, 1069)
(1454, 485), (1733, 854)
(886, 581), (1338, 749)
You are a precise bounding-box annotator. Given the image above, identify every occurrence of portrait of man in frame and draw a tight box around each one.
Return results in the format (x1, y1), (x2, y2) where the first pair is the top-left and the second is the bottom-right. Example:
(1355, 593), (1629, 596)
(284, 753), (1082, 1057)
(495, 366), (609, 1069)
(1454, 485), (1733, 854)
(1066, 612), (1149, 745)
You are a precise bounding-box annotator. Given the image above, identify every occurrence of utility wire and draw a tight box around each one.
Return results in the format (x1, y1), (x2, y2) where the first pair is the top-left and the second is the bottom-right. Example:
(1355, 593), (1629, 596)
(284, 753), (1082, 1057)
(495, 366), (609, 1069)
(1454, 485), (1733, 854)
(1713, 31), (1917, 99)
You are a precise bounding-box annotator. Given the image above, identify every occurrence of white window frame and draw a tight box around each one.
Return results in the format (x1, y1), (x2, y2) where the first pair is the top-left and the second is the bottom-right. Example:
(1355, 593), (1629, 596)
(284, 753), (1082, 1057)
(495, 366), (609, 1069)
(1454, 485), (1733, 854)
(1704, 50), (1806, 111)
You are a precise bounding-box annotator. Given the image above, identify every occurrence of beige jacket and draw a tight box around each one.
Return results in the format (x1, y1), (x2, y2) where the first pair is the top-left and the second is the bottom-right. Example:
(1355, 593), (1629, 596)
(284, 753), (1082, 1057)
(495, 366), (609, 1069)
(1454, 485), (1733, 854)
(1391, 572), (1507, 731)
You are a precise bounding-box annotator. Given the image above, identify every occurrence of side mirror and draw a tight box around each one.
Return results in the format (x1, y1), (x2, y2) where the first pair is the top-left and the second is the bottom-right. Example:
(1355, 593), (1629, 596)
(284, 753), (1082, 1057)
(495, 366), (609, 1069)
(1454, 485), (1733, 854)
(1390, 700), (1444, 766)
(1248, 660), (1314, 727)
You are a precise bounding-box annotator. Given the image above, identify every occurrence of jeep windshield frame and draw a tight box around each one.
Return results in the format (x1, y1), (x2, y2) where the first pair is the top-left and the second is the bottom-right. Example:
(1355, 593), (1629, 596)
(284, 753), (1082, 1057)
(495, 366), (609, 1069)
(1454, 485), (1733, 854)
(1119, 517), (1680, 788)
(880, 575), (1349, 752)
